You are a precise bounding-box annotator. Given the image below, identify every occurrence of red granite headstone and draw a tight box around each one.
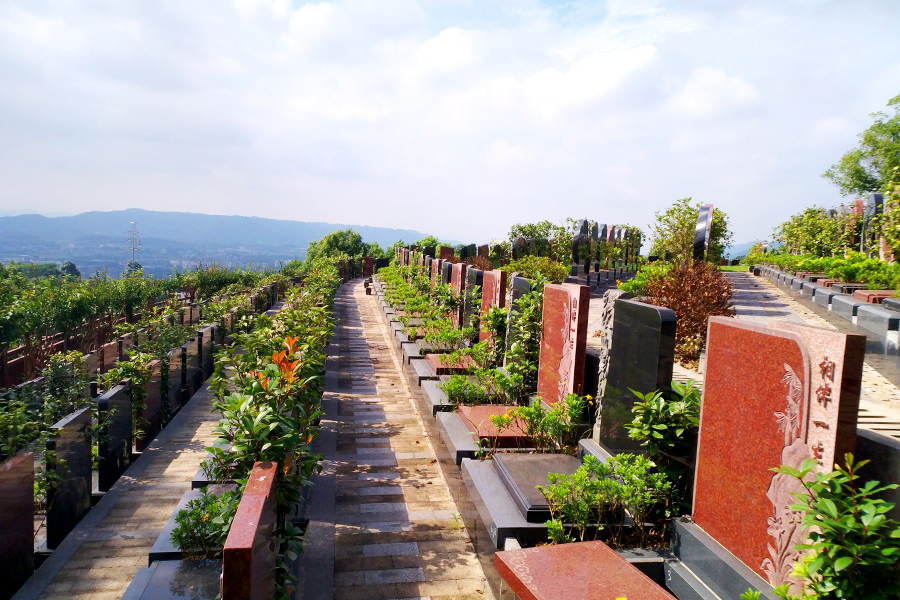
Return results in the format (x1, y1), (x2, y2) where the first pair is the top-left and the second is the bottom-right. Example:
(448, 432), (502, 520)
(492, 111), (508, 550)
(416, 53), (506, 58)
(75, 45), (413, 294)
(536, 283), (591, 405)
(450, 263), (467, 297)
(439, 246), (455, 261)
(478, 244), (489, 258)
(363, 257), (374, 277)
(431, 258), (443, 286)
(495, 541), (675, 600)
(693, 317), (864, 592)
(222, 461), (278, 600)
(480, 270), (508, 342)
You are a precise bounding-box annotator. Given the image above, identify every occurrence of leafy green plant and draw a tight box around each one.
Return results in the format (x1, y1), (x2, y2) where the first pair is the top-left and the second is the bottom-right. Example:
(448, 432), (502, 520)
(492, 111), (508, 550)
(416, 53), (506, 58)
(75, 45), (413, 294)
(626, 380), (701, 514)
(170, 488), (240, 559)
(500, 255), (569, 284)
(539, 454), (672, 548)
(741, 455), (900, 600)
(504, 279), (545, 397)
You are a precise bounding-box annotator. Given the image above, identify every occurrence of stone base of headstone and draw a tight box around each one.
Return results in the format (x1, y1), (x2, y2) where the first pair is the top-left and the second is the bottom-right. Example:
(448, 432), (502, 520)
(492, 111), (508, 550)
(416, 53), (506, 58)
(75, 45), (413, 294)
(422, 380), (453, 416)
(408, 359), (438, 387)
(492, 453), (582, 523)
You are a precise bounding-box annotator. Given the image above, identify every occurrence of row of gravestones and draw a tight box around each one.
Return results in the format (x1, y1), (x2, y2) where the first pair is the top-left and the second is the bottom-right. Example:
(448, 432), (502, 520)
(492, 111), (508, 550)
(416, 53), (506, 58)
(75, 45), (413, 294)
(0, 284), (287, 600)
(466, 281), (897, 598)
(375, 251), (899, 599)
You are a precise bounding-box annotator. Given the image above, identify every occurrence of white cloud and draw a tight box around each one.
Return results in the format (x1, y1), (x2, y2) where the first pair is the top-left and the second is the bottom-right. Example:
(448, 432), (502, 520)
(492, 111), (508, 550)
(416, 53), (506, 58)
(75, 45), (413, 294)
(668, 66), (759, 118)
(0, 0), (899, 245)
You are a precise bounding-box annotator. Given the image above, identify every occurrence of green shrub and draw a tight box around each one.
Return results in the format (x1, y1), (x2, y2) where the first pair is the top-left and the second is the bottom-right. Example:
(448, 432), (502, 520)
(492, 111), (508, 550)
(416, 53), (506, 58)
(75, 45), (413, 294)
(500, 256), (569, 284)
(170, 488), (240, 559)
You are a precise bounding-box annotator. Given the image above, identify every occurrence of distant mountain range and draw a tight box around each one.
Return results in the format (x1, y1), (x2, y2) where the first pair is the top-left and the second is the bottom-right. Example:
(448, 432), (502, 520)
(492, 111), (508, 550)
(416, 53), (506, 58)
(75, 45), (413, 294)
(0, 209), (427, 279)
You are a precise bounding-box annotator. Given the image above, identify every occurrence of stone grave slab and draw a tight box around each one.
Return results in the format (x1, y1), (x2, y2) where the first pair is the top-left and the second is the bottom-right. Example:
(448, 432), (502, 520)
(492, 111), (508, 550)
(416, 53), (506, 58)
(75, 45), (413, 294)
(495, 541), (675, 600)
(422, 379), (453, 415)
(480, 270), (508, 342)
(0, 453), (33, 599)
(424, 353), (476, 375)
(693, 317), (864, 591)
(493, 453), (582, 523)
(121, 559), (222, 600)
(598, 299), (675, 454)
(503, 276), (534, 368)
(536, 283), (591, 405)
(853, 289), (894, 303)
(461, 459), (549, 549)
(409, 358), (438, 387)
(457, 405), (528, 448)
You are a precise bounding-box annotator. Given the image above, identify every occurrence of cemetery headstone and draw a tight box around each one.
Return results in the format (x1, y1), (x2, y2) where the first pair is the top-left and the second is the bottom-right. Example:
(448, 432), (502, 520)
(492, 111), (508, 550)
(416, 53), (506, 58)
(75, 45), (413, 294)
(467, 243), (477, 258)
(512, 236), (526, 260)
(46, 406), (92, 549)
(597, 298), (675, 454)
(439, 245), (455, 261)
(480, 270), (508, 342)
(440, 261), (452, 286)
(693, 203), (714, 261)
(536, 283), (591, 405)
(98, 383), (132, 491)
(431, 258), (443, 285)
(423, 245), (436, 258)
(693, 318), (865, 592)
(450, 262), (467, 297)
(503, 275), (534, 369)
(0, 453), (33, 599)
(463, 268), (483, 328)
(478, 244), (489, 258)
(362, 257), (374, 277)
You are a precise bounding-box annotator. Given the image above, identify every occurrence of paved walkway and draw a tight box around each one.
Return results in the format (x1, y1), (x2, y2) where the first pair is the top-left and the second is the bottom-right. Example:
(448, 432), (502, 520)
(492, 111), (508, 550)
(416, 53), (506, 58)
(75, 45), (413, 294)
(299, 281), (489, 600)
(14, 383), (220, 600)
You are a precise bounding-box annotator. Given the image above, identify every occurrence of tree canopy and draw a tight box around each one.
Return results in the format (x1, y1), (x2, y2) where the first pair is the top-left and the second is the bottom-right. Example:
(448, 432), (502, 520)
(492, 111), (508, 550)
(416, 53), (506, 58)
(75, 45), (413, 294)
(305, 228), (367, 262)
(824, 93), (900, 196)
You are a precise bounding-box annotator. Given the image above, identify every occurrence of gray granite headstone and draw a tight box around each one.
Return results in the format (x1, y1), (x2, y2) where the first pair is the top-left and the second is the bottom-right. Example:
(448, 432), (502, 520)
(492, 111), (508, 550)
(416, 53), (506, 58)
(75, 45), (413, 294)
(47, 406), (92, 548)
(597, 299), (676, 454)
(440, 261), (452, 286)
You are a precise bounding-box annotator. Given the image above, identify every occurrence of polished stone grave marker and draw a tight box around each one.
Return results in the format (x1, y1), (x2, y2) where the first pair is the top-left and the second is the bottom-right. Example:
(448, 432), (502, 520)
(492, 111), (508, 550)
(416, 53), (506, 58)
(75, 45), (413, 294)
(493, 453), (582, 523)
(457, 405), (528, 447)
(222, 461), (278, 600)
(597, 299), (675, 454)
(439, 245), (455, 260)
(431, 258), (442, 285)
(503, 276), (534, 369)
(495, 541), (676, 600)
(363, 256), (374, 277)
(693, 317), (864, 592)
(450, 262), (467, 296)
(440, 261), (452, 286)
(480, 270), (508, 342)
(463, 267), (483, 328)
(98, 383), (132, 491)
(693, 203), (714, 261)
(47, 406), (92, 549)
(0, 452), (33, 599)
(536, 283), (591, 405)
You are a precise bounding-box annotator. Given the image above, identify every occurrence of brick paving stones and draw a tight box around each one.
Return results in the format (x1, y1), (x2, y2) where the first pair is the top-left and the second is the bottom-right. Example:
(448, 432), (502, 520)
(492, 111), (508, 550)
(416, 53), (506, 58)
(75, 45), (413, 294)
(300, 281), (491, 600)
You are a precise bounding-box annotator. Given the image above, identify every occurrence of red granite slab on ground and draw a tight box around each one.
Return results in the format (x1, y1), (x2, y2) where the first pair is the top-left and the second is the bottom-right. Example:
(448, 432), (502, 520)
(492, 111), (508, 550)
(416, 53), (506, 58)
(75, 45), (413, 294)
(536, 283), (591, 405)
(853, 289), (895, 303)
(457, 405), (529, 447)
(694, 317), (863, 590)
(424, 353), (476, 375)
(495, 541), (675, 600)
(222, 461), (278, 600)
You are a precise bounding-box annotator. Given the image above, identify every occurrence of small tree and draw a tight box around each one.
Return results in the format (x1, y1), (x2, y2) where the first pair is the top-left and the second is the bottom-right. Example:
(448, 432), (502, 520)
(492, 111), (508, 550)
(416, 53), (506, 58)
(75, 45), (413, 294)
(305, 228), (366, 262)
(60, 261), (80, 279)
(773, 207), (843, 257)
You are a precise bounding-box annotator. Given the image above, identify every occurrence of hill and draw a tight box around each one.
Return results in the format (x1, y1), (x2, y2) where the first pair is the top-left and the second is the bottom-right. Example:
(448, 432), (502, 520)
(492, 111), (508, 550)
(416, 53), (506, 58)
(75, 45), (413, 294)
(0, 209), (425, 278)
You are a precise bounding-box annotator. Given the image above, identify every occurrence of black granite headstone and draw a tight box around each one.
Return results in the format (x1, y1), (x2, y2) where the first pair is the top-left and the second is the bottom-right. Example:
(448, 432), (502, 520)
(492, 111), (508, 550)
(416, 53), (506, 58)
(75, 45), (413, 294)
(463, 268), (484, 329)
(46, 406), (92, 549)
(598, 299), (676, 454)
(98, 383), (132, 491)
(440, 261), (452, 286)
(494, 453), (582, 523)
(0, 452), (33, 599)
(693, 204), (714, 262)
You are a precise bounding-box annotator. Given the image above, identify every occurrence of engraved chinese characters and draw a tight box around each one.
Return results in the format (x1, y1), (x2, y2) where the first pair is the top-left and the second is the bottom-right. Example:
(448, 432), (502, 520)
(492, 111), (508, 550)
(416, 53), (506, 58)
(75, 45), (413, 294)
(536, 283), (591, 405)
(693, 318), (864, 592)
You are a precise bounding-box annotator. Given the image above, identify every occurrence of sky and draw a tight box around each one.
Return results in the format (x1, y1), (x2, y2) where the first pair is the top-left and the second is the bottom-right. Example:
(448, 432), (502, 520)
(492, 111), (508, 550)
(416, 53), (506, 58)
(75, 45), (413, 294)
(1, 0), (899, 246)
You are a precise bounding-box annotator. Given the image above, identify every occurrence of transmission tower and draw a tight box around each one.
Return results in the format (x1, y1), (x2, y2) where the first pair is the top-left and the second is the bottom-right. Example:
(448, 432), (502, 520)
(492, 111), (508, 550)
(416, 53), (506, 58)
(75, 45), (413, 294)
(125, 221), (142, 262)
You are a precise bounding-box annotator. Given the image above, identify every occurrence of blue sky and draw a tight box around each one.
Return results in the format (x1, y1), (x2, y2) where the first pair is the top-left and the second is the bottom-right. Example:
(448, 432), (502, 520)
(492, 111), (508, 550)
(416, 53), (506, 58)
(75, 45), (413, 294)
(0, 0), (898, 245)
